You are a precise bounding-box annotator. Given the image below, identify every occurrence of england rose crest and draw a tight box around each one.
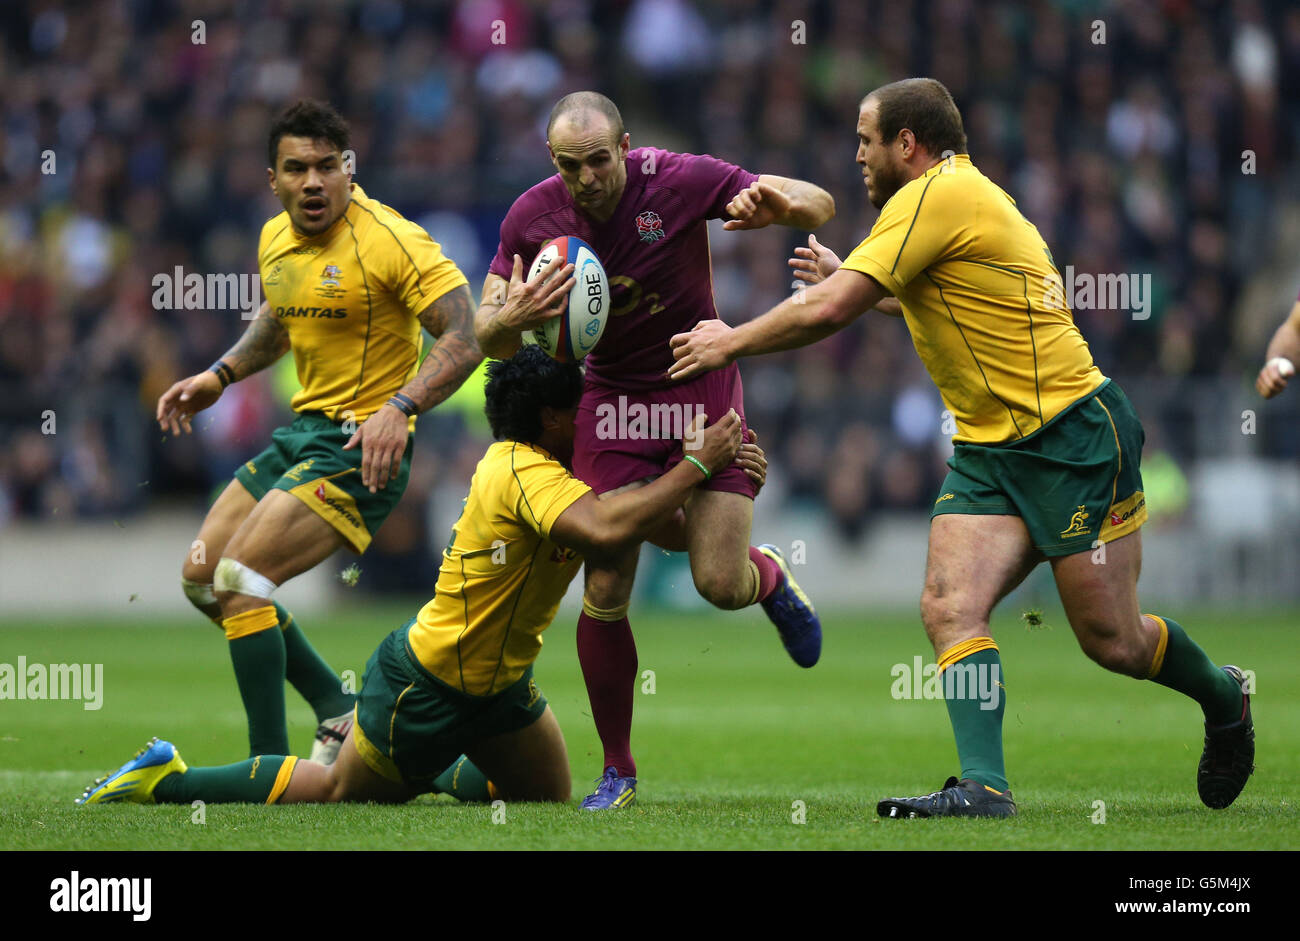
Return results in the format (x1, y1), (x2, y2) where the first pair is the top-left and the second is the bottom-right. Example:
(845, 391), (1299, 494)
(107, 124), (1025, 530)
(635, 210), (665, 242)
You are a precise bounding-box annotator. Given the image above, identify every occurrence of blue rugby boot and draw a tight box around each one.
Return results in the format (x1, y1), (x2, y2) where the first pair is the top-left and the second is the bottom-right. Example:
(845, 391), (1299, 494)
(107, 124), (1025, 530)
(77, 737), (187, 805)
(757, 544), (822, 667)
(580, 766), (637, 811)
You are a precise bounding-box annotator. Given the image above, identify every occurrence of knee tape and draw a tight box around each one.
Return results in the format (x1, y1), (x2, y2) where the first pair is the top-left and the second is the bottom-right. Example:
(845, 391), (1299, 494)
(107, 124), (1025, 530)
(214, 557), (278, 599)
(180, 577), (216, 607)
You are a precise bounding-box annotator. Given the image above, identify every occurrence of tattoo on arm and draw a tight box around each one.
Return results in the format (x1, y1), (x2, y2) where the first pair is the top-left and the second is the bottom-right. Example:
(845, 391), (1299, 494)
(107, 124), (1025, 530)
(402, 284), (484, 413)
(221, 302), (290, 382)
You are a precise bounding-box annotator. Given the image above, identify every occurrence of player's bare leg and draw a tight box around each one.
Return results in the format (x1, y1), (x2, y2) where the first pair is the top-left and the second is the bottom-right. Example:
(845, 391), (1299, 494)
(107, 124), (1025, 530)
(646, 507), (687, 552)
(214, 489), (349, 757)
(180, 478), (258, 623)
(683, 489), (756, 609)
(185, 483), (355, 760)
(1051, 530), (1254, 808)
(281, 728), (418, 804)
(1049, 530), (1154, 677)
(878, 514), (1039, 819)
(218, 490), (346, 601)
(683, 488), (822, 665)
(466, 706), (571, 803)
(919, 514), (1040, 656)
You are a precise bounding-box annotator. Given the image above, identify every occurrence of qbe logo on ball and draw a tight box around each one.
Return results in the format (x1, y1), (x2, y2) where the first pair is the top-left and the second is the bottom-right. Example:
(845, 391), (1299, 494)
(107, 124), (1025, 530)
(527, 235), (609, 362)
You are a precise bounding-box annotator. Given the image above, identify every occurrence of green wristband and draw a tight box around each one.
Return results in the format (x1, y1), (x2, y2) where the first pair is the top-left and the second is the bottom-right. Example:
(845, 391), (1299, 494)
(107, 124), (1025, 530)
(682, 454), (711, 481)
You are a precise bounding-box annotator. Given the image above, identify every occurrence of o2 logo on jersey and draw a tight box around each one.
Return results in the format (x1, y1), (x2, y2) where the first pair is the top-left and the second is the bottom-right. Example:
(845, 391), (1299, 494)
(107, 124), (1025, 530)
(635, 210), (665, 243)
(608, 275), (666, 318)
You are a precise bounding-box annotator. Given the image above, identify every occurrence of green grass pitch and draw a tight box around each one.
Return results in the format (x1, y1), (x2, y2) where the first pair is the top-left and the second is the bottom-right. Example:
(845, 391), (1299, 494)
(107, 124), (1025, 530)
(1, 603), (1295, 850)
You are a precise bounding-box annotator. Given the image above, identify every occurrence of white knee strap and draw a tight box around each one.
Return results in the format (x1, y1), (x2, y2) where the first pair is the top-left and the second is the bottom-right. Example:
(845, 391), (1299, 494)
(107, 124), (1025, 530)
(213, 558), (278, 599)
(180, 578), (216, 607)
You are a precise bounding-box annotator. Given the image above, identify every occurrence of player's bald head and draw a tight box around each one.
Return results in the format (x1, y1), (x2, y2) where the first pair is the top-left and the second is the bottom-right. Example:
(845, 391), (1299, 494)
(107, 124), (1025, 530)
(546, 92), (630, 221)
(547, 91), (625, 146)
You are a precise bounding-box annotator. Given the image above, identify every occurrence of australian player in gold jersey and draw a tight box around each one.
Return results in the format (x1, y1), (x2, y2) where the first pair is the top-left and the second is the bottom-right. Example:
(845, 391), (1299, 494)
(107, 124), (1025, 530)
(81, 347), (761, 808)
(154, 101), (482, 766)
(670, 78), (1254, 816)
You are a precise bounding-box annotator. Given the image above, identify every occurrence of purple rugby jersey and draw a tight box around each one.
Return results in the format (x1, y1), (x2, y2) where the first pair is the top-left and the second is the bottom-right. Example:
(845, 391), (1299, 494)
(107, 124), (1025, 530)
(488, 148), (758, 389)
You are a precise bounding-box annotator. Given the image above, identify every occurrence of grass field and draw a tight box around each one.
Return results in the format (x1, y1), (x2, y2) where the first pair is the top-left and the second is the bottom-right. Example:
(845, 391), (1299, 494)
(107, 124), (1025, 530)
(1, 603), (1295, 851)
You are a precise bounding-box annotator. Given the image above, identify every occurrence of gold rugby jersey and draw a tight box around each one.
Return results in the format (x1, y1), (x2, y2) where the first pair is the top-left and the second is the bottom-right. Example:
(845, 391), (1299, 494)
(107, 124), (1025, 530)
(841, 155), (1105, 444)
(257, 184), (468, 425)
(407, 441), (592, 696)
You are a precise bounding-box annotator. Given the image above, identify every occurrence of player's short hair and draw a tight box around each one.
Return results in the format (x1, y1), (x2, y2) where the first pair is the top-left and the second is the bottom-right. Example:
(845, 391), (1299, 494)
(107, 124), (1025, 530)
(864, 78), (968, 157)
(546, 91), (625, 145)
(267, 99), (351, 169)
(484, 346), (584, 444)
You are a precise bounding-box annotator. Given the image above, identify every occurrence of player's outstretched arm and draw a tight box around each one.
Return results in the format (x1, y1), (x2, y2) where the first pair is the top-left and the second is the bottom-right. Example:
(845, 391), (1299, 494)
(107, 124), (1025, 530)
(155, 301), (288, 434)
(474, 256), (576, 359)
(550, 410), (743, 558)
(1256, 299), (1300, 398)
(723, 175), (835, 231)
(788, 234), (903, 317)
(344, 283), (483, 493)
(668, 269), (886, 381)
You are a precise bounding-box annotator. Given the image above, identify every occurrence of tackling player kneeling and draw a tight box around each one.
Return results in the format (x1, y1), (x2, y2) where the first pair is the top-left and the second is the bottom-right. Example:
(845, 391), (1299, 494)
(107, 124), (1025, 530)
(80, 347), (762, 808)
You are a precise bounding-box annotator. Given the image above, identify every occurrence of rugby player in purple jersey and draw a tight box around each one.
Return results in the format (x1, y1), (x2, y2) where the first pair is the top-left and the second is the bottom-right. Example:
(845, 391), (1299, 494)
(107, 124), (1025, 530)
(475, 92), (835, 809)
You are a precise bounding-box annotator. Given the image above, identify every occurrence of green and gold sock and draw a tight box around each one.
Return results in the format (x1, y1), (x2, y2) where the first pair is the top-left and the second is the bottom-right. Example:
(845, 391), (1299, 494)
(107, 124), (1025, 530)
(432, 755), (495, 802)
(276, 603), (355, 721)
(939, 639), (1009, 793)
(1145, 615), (1242, 724)
(224, 606), (290, 757)
(154, 755), (298, 804)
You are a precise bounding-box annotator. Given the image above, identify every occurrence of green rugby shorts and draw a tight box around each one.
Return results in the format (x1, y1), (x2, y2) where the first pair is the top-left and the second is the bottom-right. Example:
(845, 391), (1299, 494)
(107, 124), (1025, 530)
(932, 379), (1147, 557)
(233, 411), (411, 553)
(351, 619), (548, 791)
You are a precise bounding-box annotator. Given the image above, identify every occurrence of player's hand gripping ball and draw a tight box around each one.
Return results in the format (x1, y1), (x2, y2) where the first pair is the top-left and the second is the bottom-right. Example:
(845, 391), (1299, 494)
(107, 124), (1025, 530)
(527, 236), (609, 362)
(1258, 356), (1296, 398)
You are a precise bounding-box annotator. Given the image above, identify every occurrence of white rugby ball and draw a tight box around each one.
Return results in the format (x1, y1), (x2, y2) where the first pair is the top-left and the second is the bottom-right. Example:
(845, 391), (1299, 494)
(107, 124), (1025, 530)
(527, 235), (609, 362)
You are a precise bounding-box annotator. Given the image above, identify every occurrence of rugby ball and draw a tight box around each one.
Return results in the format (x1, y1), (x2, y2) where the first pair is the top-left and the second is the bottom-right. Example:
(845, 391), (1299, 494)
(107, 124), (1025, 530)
(527, 236), (609, 362)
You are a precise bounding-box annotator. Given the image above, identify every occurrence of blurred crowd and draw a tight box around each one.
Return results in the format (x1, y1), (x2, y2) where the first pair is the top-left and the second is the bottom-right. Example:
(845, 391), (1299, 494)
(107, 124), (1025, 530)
(2, 0), (1298, 546)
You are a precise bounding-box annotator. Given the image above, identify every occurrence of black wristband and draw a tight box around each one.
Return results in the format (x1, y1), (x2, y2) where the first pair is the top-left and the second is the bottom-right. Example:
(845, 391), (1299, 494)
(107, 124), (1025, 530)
(387, 392), (418, 417)
(209, 360), (235, 388)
